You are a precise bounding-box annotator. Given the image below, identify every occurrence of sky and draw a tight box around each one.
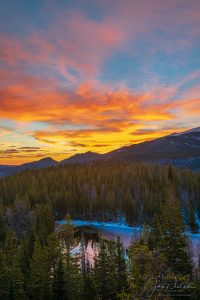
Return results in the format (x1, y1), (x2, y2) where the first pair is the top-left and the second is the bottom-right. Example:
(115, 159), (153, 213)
(0, 0), (200, 165)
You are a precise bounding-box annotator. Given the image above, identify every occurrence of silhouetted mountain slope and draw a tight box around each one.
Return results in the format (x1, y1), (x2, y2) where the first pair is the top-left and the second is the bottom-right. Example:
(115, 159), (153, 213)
(0, 157), (58, 176)
(0, 127), (199, 176)
(107, 127), (200, 158)
(60, 151), (102, 164)
(105, 127), (200, 170)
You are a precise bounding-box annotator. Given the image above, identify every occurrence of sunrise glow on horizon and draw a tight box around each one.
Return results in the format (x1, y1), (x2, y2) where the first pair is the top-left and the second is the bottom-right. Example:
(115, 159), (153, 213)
(0, 0), (200, 165)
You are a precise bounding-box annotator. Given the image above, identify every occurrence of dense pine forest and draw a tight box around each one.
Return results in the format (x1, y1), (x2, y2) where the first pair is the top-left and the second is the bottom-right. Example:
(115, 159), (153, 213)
(0, 162), (200, 299)
(0, 162), (200, 228)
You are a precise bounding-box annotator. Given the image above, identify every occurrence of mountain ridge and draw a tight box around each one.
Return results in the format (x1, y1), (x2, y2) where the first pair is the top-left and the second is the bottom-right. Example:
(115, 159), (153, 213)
(0, 127), (200, 176)
(60, 151), (102, 164)
(0, 157), (58, 177)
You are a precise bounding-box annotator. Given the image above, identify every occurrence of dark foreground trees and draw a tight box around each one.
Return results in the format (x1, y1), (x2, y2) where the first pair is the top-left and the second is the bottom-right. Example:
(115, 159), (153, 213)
(0, 222), (199, 299)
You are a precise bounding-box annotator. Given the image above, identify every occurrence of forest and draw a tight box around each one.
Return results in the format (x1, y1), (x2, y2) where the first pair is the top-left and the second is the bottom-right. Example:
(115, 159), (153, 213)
(0, 162), (200, 299)
(0, 161), (200, 228)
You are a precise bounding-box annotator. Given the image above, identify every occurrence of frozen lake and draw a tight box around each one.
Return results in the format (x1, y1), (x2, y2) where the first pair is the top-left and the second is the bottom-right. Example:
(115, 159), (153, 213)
(57, 220), (200, 264)
(57, 219), (142, 248)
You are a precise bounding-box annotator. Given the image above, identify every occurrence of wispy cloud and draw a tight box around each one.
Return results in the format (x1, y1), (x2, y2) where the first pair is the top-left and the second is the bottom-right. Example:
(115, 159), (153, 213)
(0, 0), (200, 164)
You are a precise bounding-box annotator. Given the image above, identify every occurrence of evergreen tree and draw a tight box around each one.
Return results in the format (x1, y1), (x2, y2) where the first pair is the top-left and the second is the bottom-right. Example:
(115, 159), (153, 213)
(52, 256), (66, 300)
(0, 249), (7, 299)
(148, 214), (162, 250)
(46, 233), (61, 279)
(80, 233), (96, 300)
(29, 237), (51, 300)
(94, 240), (117, 300)
(188, 201), (198, 233)
(192, 252), (200, 299)
(129, 241), (154, 298)
(145, 167), (193, 298)
(64, 249), (83, 300)
(158, 168), (192, 276)
(115, 237), (129, 296)
(0, 205), (6, 245)
(34, 204), (54, 246)
(59, 214), (75, 251)
(4, 231), (26, 300)
(83, 260), (96, 300)
(19, 237), (32, 293)
(7, 256), (26, 300)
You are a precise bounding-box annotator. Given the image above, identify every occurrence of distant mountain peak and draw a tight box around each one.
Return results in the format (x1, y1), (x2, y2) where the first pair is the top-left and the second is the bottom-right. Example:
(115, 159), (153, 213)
(1, 126), (200, 176)
(20, 157), (58, 168)
(60, 151), (101, 165)
(39, 157), (57, 163)
(85, 151), (97, 154)
(0, 156), (58, 177)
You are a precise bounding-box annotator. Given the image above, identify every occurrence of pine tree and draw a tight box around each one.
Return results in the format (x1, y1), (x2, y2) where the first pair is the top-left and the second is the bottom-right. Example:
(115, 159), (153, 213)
(0, 205), (6, 245)
(8, 255), (26, 300)
(157, 167), (192, 276)
(64, 249), (83, 300)
(80, 234), (87, 298)
(129, 241), (154, 298)
(34, 204), (54, 246)
(192, 252), (200, 299)
(80, 231), (96, 300)
(52, 256), (66, 300)
(46, 233), (61, 279)
(188, 201), (198, 233)
(0, 249), (7, 299)
(145, 167), (193, 298)
(19, 238), (32, 293)
(94, 240), (117, 300)
(59, 214), (75, 251)
(115, 237), (129, 296)
(4, 231), (26, 300)
(29, 237), (51, 300)
(148, 214), (162, 250)
(83, 260), (96, 300)
(106, 241), (117, 298)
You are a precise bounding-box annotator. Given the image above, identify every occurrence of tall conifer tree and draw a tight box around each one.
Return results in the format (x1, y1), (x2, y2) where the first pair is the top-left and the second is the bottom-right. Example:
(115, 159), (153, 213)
(158, 166), (192, 275)
(29, 237), (51, 300)
(4, 231), (26, 300)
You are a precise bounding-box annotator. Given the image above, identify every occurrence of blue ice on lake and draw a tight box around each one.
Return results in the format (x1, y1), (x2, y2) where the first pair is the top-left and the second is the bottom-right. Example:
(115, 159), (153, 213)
(57, 219), (200, 264)
(57, 219), (142, 248)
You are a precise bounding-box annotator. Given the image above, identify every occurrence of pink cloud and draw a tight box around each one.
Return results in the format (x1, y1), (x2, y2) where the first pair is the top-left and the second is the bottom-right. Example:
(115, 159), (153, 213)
(1, 0), (200, 84)
(0, 9), (126, 82)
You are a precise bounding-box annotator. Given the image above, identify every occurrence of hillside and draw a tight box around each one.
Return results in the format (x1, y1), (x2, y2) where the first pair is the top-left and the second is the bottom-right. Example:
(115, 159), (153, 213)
(0, 127), (199, 176)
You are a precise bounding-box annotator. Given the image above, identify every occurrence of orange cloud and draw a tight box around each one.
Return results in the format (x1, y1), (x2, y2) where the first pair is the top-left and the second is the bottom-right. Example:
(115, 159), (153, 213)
(1, 1), (200, 164)
(0, 79), (174, 128)
(0, 69), (198, 162)
(0, 74), (198, 131)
